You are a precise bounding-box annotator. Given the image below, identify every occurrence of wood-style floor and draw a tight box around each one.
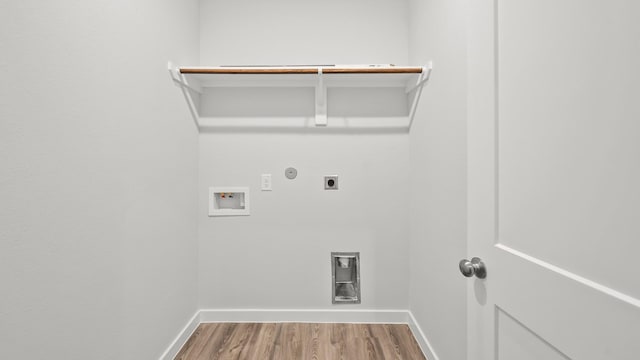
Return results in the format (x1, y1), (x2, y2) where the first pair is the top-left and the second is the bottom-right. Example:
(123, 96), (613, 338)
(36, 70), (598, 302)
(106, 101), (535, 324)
(175, 323), (426, 360)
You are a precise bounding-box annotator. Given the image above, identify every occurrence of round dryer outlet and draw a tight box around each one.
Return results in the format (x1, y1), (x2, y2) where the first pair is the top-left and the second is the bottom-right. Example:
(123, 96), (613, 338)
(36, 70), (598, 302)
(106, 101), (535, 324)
(324, 175), (338, 190)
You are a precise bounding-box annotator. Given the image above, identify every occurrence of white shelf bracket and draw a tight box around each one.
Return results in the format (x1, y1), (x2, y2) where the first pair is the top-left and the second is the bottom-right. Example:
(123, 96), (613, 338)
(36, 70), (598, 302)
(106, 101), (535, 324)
(315, 68), (328, 126)
(407, 62), (433, 129)
(168, 61), (201, 130)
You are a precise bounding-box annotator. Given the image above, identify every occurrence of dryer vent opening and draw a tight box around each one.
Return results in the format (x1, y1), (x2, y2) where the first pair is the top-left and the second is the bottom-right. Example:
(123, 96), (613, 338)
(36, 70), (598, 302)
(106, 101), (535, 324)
(331, 252), (360, 304)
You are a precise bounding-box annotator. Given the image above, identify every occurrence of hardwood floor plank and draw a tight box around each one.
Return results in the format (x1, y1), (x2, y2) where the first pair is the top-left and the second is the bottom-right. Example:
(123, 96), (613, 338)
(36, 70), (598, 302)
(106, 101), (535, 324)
(249, 323), (280, 360)
(207, 322), (239, 360)
(393, 323), (426, 360)
(361, 324), (390, 359)
(302, 323), (321, 360)
(174, 323), (426, 360)
(280, 323), (302, 359)
(175, 324), (217, 360)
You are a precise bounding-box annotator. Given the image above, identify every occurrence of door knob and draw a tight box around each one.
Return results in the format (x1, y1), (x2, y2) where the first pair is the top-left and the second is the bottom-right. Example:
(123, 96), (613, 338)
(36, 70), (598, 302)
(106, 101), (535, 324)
(459, 257), (486, 279)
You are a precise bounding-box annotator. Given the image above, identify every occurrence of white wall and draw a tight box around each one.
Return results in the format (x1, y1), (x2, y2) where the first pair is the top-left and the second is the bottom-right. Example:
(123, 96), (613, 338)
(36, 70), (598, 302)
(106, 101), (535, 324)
(0, 0), (468, 357)
(199, 133), (410, 309)
(0, 1), (199, 359)
(408, 0), (468, 359)
(197, 0), (412, 311)
(199, 0), (409, 66)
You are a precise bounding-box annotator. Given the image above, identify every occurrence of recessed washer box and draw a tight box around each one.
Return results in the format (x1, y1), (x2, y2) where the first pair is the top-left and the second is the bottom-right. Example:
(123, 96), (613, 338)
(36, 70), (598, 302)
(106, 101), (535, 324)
(208, 187), (250, 216)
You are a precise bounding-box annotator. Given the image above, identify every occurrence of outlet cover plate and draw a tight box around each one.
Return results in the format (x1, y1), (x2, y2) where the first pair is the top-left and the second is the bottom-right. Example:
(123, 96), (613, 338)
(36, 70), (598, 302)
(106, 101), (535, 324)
(324, 175), (338, 190)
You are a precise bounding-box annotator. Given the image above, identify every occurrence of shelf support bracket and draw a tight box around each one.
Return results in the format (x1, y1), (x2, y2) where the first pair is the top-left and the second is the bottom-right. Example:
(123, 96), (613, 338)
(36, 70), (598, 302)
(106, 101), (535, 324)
(407, 62), (433, 129)
(315, 68), (328, 126)
(168, 61), (201, 130)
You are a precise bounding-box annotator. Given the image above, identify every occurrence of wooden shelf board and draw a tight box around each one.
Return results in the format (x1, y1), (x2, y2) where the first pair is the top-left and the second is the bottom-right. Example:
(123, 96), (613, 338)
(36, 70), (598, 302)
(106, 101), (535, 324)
(179, 67), (423, 75)
(323, 67), (422, 74)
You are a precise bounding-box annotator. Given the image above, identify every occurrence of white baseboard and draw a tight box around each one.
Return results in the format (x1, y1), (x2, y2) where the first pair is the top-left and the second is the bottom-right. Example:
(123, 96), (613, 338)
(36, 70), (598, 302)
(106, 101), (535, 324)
(160, 309), (439, 360)
(407, 311), (440, 360)
(199, 308), (411, 323)
(158, 311), (200, 360)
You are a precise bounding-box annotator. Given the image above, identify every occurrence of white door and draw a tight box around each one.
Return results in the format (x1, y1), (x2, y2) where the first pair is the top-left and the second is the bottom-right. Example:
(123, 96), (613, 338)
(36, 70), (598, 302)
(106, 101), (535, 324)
(466, 1), (640, 359)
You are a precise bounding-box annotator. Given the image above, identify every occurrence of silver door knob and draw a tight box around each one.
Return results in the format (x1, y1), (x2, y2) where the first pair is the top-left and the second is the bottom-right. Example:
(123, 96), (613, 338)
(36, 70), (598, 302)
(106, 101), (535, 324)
(459, 257), (486, 279)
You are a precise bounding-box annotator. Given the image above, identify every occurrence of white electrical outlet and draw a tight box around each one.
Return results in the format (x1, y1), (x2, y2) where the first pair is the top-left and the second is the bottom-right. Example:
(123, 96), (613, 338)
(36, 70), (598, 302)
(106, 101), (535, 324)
(261, 174), (272, 191)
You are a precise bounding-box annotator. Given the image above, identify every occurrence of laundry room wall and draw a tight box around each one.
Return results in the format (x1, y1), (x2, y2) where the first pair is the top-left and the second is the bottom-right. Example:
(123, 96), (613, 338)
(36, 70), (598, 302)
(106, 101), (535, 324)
(197, 0), (413, 311)
(408, 0), (469, 359)
(0, 1), (200, 359)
